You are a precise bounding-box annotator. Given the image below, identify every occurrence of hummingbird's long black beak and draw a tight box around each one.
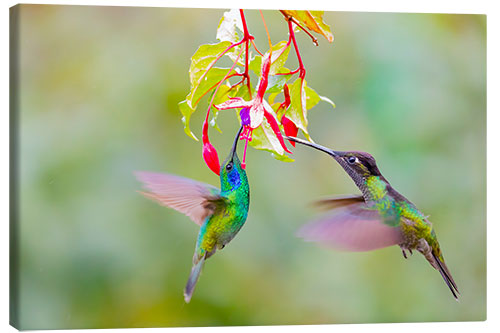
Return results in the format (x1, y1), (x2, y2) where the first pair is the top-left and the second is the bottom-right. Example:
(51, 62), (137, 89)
(285, 136), (341, 157)
(230, 126), (244, 160)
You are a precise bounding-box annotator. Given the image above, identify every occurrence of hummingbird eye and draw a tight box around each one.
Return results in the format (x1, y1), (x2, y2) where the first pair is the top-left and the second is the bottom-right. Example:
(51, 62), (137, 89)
(347, 156), (357, 164)
(226, 162), (233, 171)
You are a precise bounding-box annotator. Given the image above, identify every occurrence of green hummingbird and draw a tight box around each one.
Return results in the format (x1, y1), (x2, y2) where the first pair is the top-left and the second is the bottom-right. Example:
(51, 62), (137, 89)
(286, 136), (459, 300)
(136, 126), (250, 303)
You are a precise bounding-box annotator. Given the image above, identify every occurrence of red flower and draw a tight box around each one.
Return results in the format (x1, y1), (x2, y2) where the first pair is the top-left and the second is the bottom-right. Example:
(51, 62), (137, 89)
(202, 119), (220, 175)
(214, 55), (291, 167)
(277, 84), (298, 147)
(281, 116), (298, 147)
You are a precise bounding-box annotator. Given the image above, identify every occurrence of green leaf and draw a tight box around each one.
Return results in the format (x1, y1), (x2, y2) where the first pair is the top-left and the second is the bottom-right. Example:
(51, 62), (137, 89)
(212, 84), (232, 106)
(250, 41), (291, 84)
(248, 55), (262, 76)
(210, 84), (233, 133)
(186, 41), (234, 109)
(287, 78), (321, 139)
(266, 71), (292, 94)
(178, 100), (198, 141)
(229, 83), (253, 101)
(308, 11), (334, 42)
(268, 92), (280, 105)
(305, 84), (320, 110)
(282, 10), (334, 43)
(187, 67), (238, 109)
(272, 151), (294, 162)
(269, 100), (287, 121)
(268, 41), (291, 74)
(250, 118), (293, 162)
(216, 9), (243, 43)
(288, 79), (307, 133)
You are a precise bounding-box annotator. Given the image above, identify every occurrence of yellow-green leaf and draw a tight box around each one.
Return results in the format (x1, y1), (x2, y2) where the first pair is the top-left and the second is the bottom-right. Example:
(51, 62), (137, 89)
(210, 84), (233, 133)
(178, 100), (198, 141)
(288, 78), (321, 139)
(282, 10), (334, 43)
(187, 42), (233, 108)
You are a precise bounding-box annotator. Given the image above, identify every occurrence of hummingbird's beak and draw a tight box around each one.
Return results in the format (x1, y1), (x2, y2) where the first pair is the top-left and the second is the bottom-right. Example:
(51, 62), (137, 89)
(284, 136), (341, 157)
(230, 126), (244, 160)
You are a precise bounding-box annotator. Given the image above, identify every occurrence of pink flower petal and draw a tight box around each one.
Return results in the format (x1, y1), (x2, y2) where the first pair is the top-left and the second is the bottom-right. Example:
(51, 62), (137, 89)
(249, 103), (265, 129)
(214, 97), (253, 110)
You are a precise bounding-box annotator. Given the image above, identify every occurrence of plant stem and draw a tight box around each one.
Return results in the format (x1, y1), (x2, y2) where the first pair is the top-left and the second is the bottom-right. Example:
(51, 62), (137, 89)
(239, 9), (253, 99)
(287, 18), (306, 79)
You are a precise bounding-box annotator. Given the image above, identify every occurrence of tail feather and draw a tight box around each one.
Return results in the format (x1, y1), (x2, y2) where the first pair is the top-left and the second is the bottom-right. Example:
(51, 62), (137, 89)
(432, 252), (460, 300)
(184, 254), (206, 303)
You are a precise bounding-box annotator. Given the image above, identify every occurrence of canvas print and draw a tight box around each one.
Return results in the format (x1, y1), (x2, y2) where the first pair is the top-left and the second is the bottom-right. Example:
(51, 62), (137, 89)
(10, 4), (486, 330)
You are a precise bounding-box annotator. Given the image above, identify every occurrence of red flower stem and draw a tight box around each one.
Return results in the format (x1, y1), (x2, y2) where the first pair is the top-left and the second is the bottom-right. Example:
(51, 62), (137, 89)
(259, 10), (273, 53)
(239, 9), (253, 99)
(275, 68), (300, 76)
(242, 137), (249, 169)
(287, 18), (306, 79)
(250, 38), (264, 56)
(230, 76), (247, 89)
(202, 10), (253, 147)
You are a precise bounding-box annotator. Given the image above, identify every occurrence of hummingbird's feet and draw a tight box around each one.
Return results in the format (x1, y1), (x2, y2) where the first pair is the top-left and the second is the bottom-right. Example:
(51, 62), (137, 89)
(401, 249), (413, 259)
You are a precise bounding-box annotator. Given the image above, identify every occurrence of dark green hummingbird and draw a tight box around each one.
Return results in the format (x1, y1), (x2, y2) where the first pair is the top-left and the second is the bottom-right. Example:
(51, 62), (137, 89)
(286, 136), (459, 300)
(136, 126), (250, 303)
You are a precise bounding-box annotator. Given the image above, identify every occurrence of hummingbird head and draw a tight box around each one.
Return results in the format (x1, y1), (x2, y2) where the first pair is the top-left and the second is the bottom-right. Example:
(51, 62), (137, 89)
(220, 126), (247, 192)
(285, 136), (383, 186)
(332, 151), (382, 178)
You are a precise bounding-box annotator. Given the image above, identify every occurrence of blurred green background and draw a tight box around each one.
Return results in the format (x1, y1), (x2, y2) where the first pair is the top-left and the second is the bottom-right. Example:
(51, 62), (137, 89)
(13, 4), (486, 330)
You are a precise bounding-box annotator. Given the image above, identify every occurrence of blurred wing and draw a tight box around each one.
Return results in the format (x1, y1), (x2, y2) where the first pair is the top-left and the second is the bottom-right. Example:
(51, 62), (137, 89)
(314, 195), (365, 210)
(135, 171), (225, 226)
(298, 203), (403, 252)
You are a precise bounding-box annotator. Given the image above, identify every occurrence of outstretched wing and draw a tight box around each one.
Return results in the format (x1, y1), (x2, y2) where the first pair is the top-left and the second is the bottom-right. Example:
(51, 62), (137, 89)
(135, 171), (225, 226)
(314, 195), (365, 210)
(298, 202), (403, 252)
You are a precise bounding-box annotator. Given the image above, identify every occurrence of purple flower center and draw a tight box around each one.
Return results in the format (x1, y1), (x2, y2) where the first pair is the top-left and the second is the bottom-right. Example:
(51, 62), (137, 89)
(240, 107), (251, 126)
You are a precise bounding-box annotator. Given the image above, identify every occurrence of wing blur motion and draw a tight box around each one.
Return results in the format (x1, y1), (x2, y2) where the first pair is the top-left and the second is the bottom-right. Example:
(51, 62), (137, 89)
(298, 203), (403, 252)
(135, 171), (224, 226)
(314, 195), (365, 210)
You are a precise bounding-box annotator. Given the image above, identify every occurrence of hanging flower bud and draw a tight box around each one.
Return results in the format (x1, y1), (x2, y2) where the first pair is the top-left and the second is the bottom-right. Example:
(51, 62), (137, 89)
(281, 116), (298, 147)
(282, 84), (291, 109)
(202, 142), (221, 175)
(202, 119), (220, 175)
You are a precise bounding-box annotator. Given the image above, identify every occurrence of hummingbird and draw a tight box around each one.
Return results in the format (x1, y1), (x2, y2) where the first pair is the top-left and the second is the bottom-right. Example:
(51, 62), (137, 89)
(286, 136), (459, 300)
(135, 126), (250, 303)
